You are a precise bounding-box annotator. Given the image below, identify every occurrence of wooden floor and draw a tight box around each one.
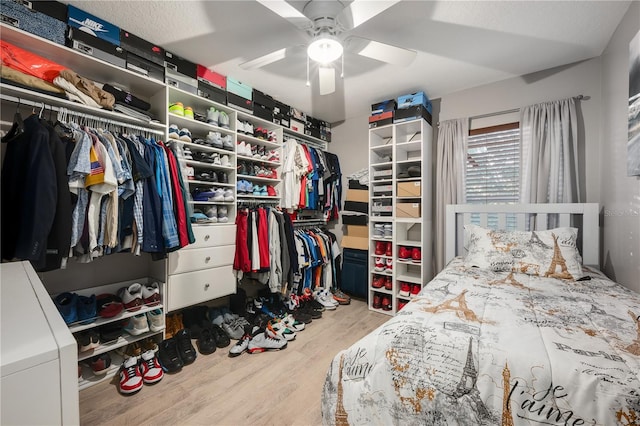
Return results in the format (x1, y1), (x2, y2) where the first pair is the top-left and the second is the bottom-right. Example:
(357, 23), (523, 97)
(79, 299), (389, 425)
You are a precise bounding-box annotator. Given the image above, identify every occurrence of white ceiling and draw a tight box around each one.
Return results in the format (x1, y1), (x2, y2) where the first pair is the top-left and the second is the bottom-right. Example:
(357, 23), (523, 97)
(64, 0), (631, 123)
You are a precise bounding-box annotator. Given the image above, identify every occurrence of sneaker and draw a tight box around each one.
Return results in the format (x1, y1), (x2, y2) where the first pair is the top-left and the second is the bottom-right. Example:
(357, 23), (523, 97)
(207, 131), (223, 149)
(332, 289), (351, 305)
(77, 294), (97, 324)
(217, 206), (228, 223)
(372, 275), (384, 288)
(247, 329), (287, 353)
(90, 353), (111, 375)
(237, 141), (247, 157)
(182, 147), (193, 160)
(116, 342), (142, 360)
(399, 246), (412, 260)
(252, 144), (261, 159)
(175, 329), (197, 365)
(217, 171), (229, 184)
(228, 331), (252, 357)
(141, 337), (159, 353)
(118, 283), (143, 311)
(410, 284), (421, 297)
(98, 322), (123, 343)
(399, 282), (411, 297)
(373, 293), (382, 309)
(398, 300), (408, 311)
(168, 124), (180, 139)
(219, 111), (229, 129)
(245, 121), (254, 136)
(374, 241), (385, 256)
(204, 205), (218, 222)
(385, 242), (392, 257)
(319, 288), (339, 307)
(168, 102), (184, 116)
(236, 180), (246, 195)
(412, 247), (422, 263)
(373, 223), (384, 238)
(178, 128), (192, 143)
(259, 185), (268, 196)
(244, 142), (253, 157)
(142, 282), (161, 306)
(184, 106), (194, 120)
(236, 118), (243, 133)
(223, 188), (234, 202)
(267, 150), (280, 162)
(266, 186), (276, 197)
(118, 356), (143, 394)
(196, 327), (217, 355)
(158, 338), (183, 373)
(124, 313), (150, 336)
(267, 321), (296, 341)
(206, 107), (219, 126)
(222, 134), (234, 151)
(147, 309), (165, 332)
(76, 329), (100, 352)
(211, 324), (231, 347)
(385, 258), (393, 272)
(281, 314), (305, 332)
(212, 188), (225, 202)
(374, 257), (385, 272)
(314, 289), (337, 310)
(139, 350), (164, 384)
(384, 223), (392, 238)
(54, 292), (78, 324)
(220, 155), (231, 167)
(96, 293), (124, 319)
(381, 296), (392, 311)
(384, 277), (393, 291)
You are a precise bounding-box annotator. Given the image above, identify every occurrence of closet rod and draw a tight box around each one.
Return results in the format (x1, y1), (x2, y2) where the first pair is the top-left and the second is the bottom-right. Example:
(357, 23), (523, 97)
(437, 94), (586, 126)
(283, 132), (328, 151)
(0, 93), (165, 136)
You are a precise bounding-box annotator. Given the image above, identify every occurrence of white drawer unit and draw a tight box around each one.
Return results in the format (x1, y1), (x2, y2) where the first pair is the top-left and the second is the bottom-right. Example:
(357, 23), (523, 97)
(168, 246), (235, 274)
(167, 265), (236, 311)
(166, 224), (237, 312)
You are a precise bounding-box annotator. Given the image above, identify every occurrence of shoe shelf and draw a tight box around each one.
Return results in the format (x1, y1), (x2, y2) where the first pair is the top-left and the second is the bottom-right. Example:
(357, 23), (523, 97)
(171, 139), (235, 156)
(237, 195), (280, 200)
(68, 302), (164, 334)
(396, 177), (422, 183)
(396, 259), (421, 266)
(236, 154), (280, 166)
(396, 159), (422, 167)
(188, 180), (235, 188)
(370, 287), (394, 296)
(396, 217), (423, 224)
(396, 239), (421, 247)
(77, 327), (163, 363)
(183, 159), (235, 171)
(236, 174), (281, 183)
(372, 195), (394, 199)
(371, 268), (393, 276)
(78, 352), (124, 391)
(371, 254), (392, 260)
(236, 109), (282, 130)
(237, 134), (282, 149)
(370, 161), (393, 168)
(396, 272), (422, 285)
(188, 200), (235, 205)
(168, 113), (235, 137)
(395, 140), (422, 152)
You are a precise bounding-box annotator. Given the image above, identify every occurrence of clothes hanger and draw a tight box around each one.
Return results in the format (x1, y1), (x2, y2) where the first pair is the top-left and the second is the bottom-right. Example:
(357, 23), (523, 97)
(1, 98), (26, 143)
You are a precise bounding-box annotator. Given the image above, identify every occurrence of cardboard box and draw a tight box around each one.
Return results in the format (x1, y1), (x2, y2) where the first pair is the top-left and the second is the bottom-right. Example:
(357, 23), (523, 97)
(347, 225), (368, 238)
(226, 77), (252, 100)
(394, 105), (432, 125)
(341, 235), (369, 251)
(165, 68), (197, 95)
(290, 118), (305, 134)
(67, 27), (126, 68)
(342, 214), (367, 226)
(197, 65), (226, 89)
(397, 91), (432, 113)
(346, 189), (368, 203)
(253, 89), (275, 109)
(126, 52), (164, 82)
(197, 80), (227, 105)
(396, 202), (421, 218)
(368, 110), (393, 128)
(227, 92), (253, 113)
(397, 181), (421, 197)
(68, 5), (119, 46)
(164, 51), (197, 78)
(120, 30), (164, 66)
(253, 103), (273, 122)
(371, 99), (396, 115)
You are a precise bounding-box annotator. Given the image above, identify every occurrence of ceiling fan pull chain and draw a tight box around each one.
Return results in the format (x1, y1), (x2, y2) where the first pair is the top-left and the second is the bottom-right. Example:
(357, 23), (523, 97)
(341, 54), (344, 78)
(306, 56), (311, 87)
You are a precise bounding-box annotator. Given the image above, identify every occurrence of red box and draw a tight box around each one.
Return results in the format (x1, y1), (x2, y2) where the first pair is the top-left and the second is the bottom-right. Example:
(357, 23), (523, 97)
(197, 65), (226, 89)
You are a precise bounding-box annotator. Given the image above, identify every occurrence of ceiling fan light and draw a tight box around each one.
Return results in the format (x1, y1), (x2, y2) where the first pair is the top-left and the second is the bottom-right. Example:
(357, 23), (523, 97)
(307, 36), (343, 64)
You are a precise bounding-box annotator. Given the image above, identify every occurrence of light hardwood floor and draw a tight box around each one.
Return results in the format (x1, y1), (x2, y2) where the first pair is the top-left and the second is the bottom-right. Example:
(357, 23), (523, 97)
(79, 299), (389, 425)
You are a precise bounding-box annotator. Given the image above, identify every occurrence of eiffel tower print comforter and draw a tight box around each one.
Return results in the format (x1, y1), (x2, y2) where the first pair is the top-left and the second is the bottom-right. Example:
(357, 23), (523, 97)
(322, 259), (640, 426)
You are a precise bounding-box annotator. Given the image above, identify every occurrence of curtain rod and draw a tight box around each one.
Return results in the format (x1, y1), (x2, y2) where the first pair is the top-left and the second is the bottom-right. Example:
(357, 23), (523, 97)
(437, 94), (586, 126)
(0, 93), (165, 135)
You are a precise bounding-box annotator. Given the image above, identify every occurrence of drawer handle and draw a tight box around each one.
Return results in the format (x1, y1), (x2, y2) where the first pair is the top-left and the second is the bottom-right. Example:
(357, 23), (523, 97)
(204, 283), (210, 290)
(205, 256), (211, 263)
(204, 235), (210, 241)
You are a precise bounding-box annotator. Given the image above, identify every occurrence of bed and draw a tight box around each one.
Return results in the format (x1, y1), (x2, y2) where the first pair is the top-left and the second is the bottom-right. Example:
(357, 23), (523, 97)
(322, 203), (640, 425)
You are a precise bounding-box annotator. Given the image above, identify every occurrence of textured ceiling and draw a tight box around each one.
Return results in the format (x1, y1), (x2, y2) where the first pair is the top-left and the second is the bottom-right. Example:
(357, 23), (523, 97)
(63, 0), (631, 123)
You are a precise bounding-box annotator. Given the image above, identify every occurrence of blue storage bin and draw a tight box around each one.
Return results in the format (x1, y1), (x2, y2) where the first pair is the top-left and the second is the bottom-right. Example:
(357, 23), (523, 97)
(341, 248), (369, 299)
(397, 91), (432, 113)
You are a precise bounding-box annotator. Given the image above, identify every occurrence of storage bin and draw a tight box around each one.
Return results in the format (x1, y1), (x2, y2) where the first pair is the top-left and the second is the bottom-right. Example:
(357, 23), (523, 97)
(340, 249), (368, 299)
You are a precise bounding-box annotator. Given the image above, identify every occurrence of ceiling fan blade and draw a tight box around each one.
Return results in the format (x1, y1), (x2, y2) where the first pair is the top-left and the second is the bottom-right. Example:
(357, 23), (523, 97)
(240, 48), (288, 70)
(347, 36), (417, 66)
(337, 0), (400, 31)
(318, 67), (336, 96)
(256, 0), (313, 31)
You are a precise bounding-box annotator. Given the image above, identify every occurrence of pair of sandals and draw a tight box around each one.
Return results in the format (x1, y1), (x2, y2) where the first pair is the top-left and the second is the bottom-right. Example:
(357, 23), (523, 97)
(397, 165), (421, 178)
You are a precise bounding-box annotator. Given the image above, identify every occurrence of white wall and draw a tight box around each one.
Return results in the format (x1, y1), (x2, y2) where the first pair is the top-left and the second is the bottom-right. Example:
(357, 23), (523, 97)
(600, 1), (640, 292)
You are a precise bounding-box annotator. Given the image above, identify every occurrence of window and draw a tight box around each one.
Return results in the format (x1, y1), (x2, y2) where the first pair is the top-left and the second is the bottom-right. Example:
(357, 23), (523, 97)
(465, 122), (520, 229)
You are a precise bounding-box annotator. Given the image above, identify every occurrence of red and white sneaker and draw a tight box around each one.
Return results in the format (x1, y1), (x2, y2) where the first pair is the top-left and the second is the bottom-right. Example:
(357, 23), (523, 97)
(398, 246), (412, 260)
(139, 350), (163, 384)
(375, 241), (386, 255)
(411, 247), (422, 263)
(118, 356), (143, 394)
(381, 296), (392, 311)
(410, 284), (421, 297)
(385, 258), (393, 272)
(372, 276), (384, 288)
(398, 300), (408, 311)
(385, 242), (392, 257)
(142, 282), (161, 306)
(399, 282), (411, 297)
(374, 257), (385, 272)
(118, 283), (143, 311)
(384, 277), (393, 291)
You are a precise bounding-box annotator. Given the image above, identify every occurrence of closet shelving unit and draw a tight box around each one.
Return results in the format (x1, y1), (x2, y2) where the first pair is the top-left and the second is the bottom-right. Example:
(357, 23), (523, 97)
(368, 117), (433, 316)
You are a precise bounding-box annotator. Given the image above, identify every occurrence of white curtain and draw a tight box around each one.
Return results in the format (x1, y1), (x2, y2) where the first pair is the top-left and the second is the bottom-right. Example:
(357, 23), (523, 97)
(435, 118), (468, 272)
(520, 98), (580, 204)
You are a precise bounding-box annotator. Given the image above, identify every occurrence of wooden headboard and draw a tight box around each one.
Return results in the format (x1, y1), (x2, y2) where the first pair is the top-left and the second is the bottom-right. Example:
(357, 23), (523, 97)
(445, 203), (600, 267)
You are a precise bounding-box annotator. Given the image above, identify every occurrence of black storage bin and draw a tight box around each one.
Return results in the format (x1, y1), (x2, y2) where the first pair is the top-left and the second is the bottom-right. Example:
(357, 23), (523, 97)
(340, 249), (368, 299)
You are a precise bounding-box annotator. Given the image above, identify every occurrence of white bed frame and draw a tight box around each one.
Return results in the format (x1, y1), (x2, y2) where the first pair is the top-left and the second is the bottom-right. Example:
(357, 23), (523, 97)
(445, 203), (600, 267)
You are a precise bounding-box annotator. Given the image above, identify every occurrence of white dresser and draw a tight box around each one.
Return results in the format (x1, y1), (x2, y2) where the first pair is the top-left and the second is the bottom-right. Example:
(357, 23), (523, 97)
(1, 261), (79, 425)
(166, 225), (237, 311)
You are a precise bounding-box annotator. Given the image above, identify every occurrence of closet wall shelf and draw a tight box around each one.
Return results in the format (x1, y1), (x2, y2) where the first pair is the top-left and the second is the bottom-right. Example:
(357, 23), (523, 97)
(78, 353), (124, 391)
(76, 328), (164, 362)
(237, 195), (281, 200)
(1, 24), (165, 97)
(168, 113), (234, 136)
(236, 174), (281, 183)
(169, 139), (234, 155)
(237, 134), (281, 148)
(68, 303), (163, 334)
(168, 86), (235, 116)
(236, 155), (280, 166)
(188, 180), (235, 188)
(236, 110), (282, 129)
(189, 201), (235, 205)
(0, 85), (166, 131)
(396, 239), (421, 247)
(282, 129), (328, 150)
(183, 160), (235, 171)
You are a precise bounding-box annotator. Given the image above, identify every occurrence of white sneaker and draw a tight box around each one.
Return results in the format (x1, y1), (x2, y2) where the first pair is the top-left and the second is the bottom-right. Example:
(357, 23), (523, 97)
(146, 309), (164, 332)
(244, 142), (253, 157)
(220, 155), (231, 167)
(319, 288), (339, 306)
(268, 321), (296, 341)
(124, 313), (150, 336)
(204, 206), (218, 222)
(245, 122), (254, 136)
(217, 205), (228, 223)
(223, 188), (234, 202)
(119, 283), (143, 311)
(238, 141), (247, 157)
(212, 188), (225, 202)
(212, 153), (222, 166)
(236, 118), (243, 133)
(281, 314), (305, 332)
(139, 350), (163, 384)
(229, 333), (251, 357)
(314, 289), (337, 310)
(219, 111), (229, 129)
(142, 282), (161, 306)
(247, 330), (287, 353)
(118, 356), (143, 394)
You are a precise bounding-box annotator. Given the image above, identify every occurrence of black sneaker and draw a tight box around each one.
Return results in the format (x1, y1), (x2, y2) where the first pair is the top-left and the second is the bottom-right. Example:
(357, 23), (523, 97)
(196, 326), (217, 355)
(175, 329), (197, 365)
(158, 338), (183, 373)
(217, 171), (229, 184)
(211, 324), (231, 348)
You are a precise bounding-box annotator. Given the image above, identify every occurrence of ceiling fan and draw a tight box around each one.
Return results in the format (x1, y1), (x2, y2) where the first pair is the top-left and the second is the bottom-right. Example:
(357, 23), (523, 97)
(240, 0), (417, 96)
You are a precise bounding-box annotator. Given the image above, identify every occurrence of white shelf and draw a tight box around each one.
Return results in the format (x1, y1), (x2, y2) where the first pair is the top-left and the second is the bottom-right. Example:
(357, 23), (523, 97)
(370, 269), (393, 276)
(396, 271), (422, 285)
(237, 195), (281, 200)
(78, 352), (125, 391)
(189, 201), (236, 205)
(396, 217), (422, 223)
(396, 259), (421, 266)
(77, 328), (164, 362)
(396, 159), (422, 166)
(237, 154), (281, 166)
(237, 174), (281, 183)
(168, 86), (235, 116)
(168, 113), (234, 136)
(236, 109), (281, 130)
(395, 140), (422, 152)
(186, 180), (235, 188)
(396, 177), (421, 182)
(183, 159), (235, 171)
(371, 161), (393, 168)
(397, 239), (421, 247)
(238, 133), (282, 148)
(283, 128), (329, 149)
(170, 139), (235, 155)
(68, 303), (163, 334)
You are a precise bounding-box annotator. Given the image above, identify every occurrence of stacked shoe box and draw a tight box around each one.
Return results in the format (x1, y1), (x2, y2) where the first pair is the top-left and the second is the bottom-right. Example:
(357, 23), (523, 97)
(290, 108), (306, 134)
(65, 4), (126, 68)
(164, 51), (198, 95)
(319, 119), (332, 142)
(395, 91), (433, 124)
(341, 180), (369, 250)
(227, 77), (253, 113)
(305, 115), (321, 139)
(252, 89), (275, 122)
(2, 0), (68, 45)
(369, 98), (396, 128)
(120, 29), (165, 82)
(273, 100), (291, 128)
(197, 65), (227, 105)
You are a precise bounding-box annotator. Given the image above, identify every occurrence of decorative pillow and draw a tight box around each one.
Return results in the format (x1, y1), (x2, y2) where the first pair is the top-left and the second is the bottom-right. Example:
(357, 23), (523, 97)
(463, 224), (584, 280)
